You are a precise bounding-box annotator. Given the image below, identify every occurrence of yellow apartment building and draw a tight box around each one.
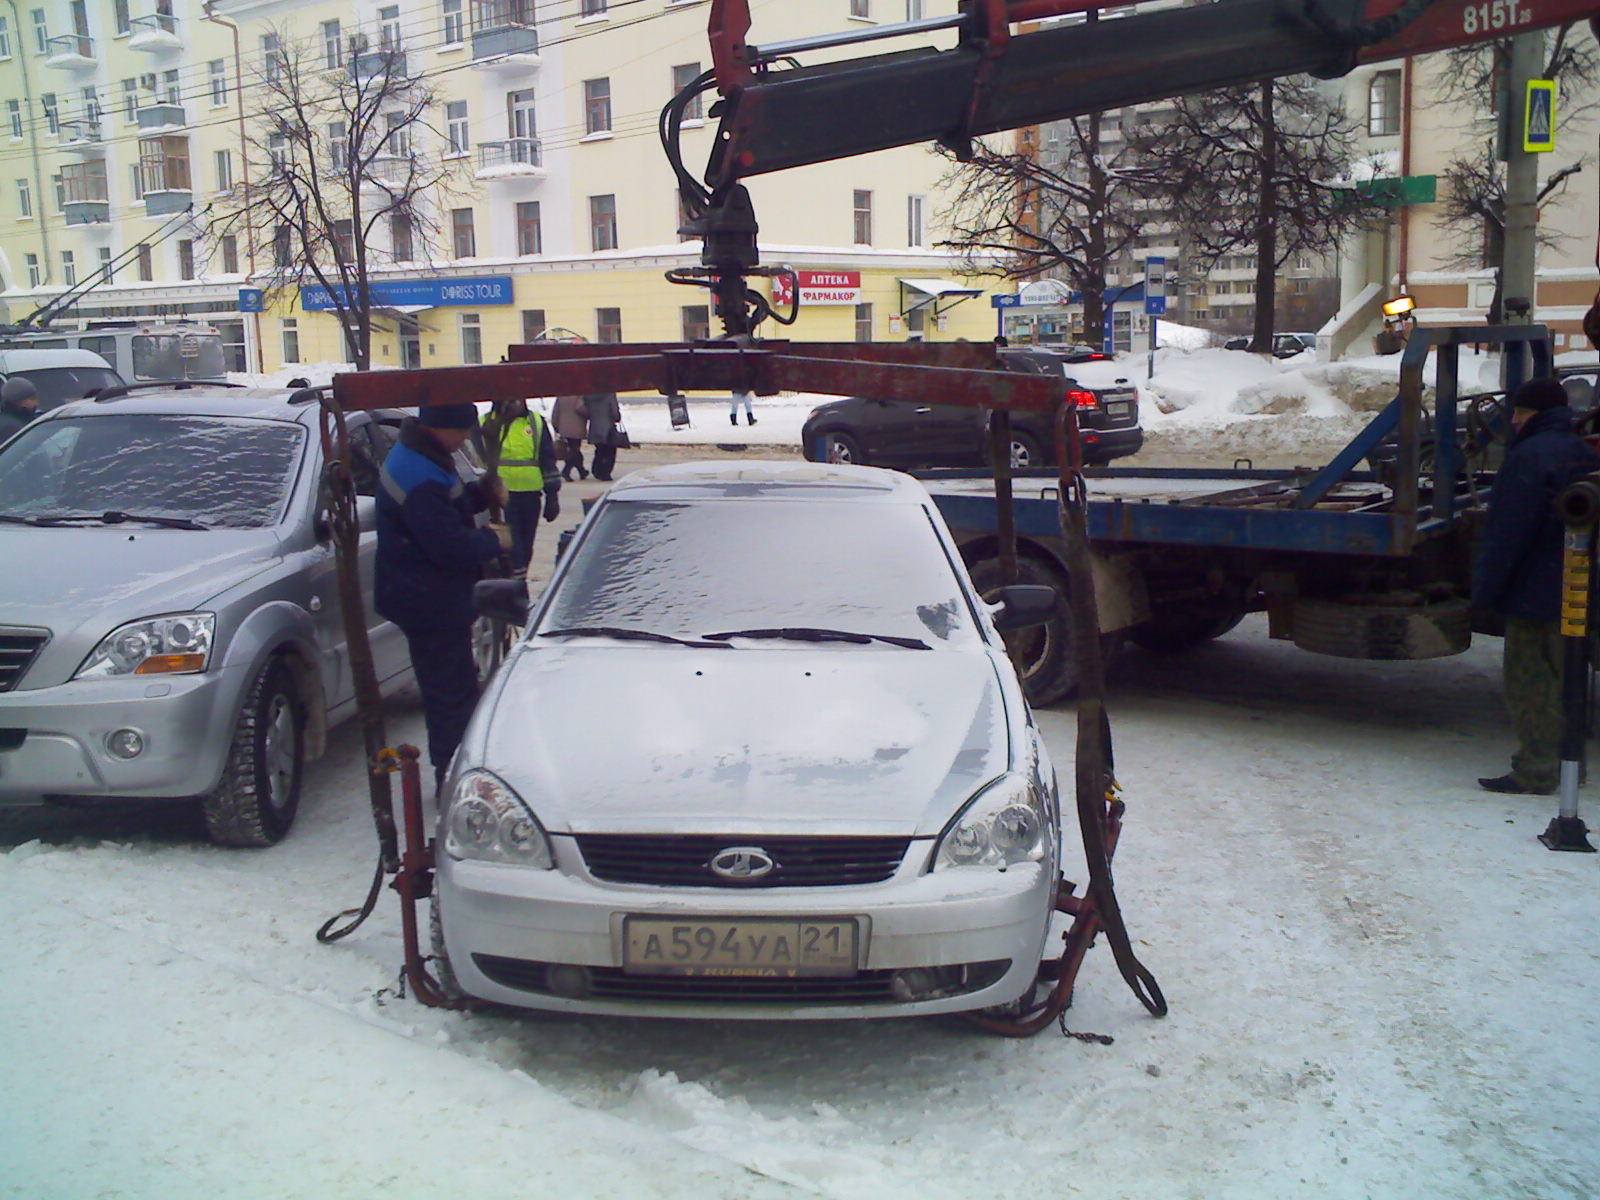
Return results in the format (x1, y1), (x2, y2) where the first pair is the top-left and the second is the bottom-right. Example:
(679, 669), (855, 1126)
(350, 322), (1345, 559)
(0, 0), (1000, 373)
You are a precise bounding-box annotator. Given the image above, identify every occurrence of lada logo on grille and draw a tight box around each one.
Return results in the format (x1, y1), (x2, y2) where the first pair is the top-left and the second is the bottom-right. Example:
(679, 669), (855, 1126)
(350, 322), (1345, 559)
(708, 846), (777, 880)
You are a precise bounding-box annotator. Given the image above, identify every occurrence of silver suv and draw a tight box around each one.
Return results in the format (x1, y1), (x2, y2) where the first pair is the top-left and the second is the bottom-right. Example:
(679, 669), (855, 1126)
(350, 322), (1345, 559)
(0, 384), (420, 846)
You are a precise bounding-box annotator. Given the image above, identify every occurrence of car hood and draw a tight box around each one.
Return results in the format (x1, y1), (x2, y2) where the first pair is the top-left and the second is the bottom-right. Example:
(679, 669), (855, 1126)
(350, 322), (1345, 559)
(0, 525), (274, 650)
(467, 644), (1015, 837)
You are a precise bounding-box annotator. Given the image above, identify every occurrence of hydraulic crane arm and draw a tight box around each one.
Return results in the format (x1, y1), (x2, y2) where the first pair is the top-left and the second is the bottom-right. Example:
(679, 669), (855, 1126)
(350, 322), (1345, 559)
(701, 0), (1600, 189)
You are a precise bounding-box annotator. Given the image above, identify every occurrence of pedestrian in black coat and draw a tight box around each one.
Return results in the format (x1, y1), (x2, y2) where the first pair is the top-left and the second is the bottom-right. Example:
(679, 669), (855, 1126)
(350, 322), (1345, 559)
(1471, 377), (1600, 794)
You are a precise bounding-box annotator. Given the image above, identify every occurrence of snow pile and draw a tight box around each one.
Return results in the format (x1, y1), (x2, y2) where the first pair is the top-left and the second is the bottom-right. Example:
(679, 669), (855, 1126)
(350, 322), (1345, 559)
(1154, 319), (1213, 350)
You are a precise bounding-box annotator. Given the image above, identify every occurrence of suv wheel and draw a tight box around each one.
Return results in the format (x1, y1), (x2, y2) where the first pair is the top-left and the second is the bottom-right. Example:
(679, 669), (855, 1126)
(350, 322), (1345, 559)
(200, 660), (305, 847)
(821, 431), (864, 465)
(1009, 432), (1045, 470)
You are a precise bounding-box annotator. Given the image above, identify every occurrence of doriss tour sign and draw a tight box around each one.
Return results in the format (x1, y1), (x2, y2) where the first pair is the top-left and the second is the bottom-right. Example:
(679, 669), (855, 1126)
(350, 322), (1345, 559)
(771, 270), (863, 307)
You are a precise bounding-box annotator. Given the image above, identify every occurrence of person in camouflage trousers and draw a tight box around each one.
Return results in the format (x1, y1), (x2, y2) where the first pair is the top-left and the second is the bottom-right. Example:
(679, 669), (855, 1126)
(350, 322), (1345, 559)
(1471, 377), (1600, 795)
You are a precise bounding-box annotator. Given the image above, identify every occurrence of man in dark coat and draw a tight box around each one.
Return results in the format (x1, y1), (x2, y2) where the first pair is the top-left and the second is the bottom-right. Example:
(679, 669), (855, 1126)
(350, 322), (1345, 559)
(0, 377), (40, 443)
(376, 402), (508, 790)
(1471, 376), (1600, 795)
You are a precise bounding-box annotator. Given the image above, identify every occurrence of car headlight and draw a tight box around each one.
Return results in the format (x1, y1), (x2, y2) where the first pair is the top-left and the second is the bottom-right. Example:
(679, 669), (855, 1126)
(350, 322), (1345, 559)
(934, 773), (1050, 870)
(75, 613), (215, 679)
(443, 769), (553, 867)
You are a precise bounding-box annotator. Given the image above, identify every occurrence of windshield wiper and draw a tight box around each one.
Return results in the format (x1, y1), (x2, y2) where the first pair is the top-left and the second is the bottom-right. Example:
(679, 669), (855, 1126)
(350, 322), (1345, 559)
(0, 513), (62, 526)
(539, 625), (732, 649)
(47, 511), (209, 530)
(703, 627), (931, 650)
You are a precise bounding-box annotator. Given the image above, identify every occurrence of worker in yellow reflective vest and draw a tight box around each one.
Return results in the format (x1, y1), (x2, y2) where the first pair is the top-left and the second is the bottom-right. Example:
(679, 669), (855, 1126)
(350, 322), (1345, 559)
(492, 398), (562, 576)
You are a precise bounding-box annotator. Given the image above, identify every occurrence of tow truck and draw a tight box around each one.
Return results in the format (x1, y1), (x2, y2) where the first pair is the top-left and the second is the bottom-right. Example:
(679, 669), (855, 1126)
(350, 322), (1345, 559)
(320, 0), (1600, 1031)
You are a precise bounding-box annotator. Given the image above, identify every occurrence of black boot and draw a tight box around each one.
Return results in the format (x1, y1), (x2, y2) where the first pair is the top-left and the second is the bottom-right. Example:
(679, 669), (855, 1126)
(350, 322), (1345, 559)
(747, 413), (758, 425)
(730, 413), (738, 425)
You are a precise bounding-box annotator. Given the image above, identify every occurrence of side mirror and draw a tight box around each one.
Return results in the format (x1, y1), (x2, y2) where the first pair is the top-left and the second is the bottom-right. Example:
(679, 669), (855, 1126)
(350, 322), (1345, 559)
(556, 527), (575, 562)
(473, 578), (530, 626)
(991, 584), (1058, 631)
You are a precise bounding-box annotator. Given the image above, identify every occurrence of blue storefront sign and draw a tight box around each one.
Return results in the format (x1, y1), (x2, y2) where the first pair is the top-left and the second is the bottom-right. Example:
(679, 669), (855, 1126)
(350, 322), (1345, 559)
(238, 287), (265, 313)
(299, 275), (515, 311)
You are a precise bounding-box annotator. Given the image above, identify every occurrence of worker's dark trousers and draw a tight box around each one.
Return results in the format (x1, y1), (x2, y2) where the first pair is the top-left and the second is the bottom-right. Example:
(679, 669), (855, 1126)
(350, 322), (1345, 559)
(591, 442), (618, 482)
(404, 625), (480, 790)
(1503, 616), (1564, 792)
(504, 490), (541, 575)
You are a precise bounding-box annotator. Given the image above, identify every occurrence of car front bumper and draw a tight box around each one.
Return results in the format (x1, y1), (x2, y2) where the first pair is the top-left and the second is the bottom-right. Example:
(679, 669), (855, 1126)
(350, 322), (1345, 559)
(0, 668), (244, 801)
(437, 842), (1057, 1020)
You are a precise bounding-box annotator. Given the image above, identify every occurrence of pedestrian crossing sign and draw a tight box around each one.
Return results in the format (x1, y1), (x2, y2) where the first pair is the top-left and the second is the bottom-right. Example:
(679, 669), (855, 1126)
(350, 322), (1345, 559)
(1524, 80), (1557, 153)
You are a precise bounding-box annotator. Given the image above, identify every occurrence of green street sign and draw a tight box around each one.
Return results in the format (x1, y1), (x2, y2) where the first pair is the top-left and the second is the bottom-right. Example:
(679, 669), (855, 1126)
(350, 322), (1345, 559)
(1354, 174), (1438, 207)
(1524, 79), (1557, 153)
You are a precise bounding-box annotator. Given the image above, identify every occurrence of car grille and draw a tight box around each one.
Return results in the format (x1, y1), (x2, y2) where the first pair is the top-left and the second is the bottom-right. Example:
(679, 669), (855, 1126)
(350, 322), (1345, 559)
(572, 834), (913, 888)
(0, 627), (49, 693)
(474, 955), (903, 1004)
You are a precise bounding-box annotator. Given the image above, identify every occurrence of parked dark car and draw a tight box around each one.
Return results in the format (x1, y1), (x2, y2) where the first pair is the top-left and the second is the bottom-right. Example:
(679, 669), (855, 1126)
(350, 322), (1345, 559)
(1223, 332), (1317, 358)
(800, 346), (1143, 469)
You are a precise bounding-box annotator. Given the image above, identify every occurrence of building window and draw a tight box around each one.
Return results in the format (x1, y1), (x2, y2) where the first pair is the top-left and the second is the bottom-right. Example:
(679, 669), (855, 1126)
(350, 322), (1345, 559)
(122, 78), (138, 122)
(6, 102), (19, 139)
(583, 78), (612, 135)
(391, 212), (414, 261)
(220, 234), (239, 274)
(853, 189), (873, 245)
(16, 178), (30, 217)
(581, 0), (608, 15)
(98, 246), (112, 280)
(332, 219), (355, 264)
(596, 307), (621, 343)
(129, 162), (143, 200)
(52, 172), (63, 211)
(854, 302), (873, 342)
(268, 133), (287, 172)
(41, 93), (57, 136)
(849, 0), (870, 18)
(214, 149), (232, 191)
(521, 309), (545, 343)
(441, 0), (464, 44)
(460, 313), (483, 364)
(81, 86), (100, 123)
(31, 9), (46, 55)
(261, 32), (281, 83)
(162, 69), (180, 105)
(589, 194), (617, 251)
(281, 318), (300, 363)
(177, 240), (194, 279)
(907, 194), (925, 247)
(25, 253), (40, 287)
(137, 244), (153, 281)
(682, 305), (710, 341)
(113, 1), (130, 36)
(1292, 277), (1309, 295)
(138, 134), (190, 193)
(446, 100), (469, 154)
(273, 225), (292, 269)
(0, 15), (11, 58)
(322, 19), (342, 69)
(451, 207), (476, 257)
(379, 6), (401, 49)
(1368, 69), (1401, 137)
(671, 63), (703, 120)
(516, 200), (542, 255)
(60, 250), (75, 286)
(328, 120), (348, 170)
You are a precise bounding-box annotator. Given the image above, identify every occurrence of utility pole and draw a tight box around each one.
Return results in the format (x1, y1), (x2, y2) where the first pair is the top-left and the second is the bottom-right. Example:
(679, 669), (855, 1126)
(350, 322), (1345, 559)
(1501, 30), (1545, 381)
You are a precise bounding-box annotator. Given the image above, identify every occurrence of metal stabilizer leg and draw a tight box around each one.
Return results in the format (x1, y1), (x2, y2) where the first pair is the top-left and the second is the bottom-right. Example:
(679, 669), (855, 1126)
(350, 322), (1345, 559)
(1542, 523), (1597, 852)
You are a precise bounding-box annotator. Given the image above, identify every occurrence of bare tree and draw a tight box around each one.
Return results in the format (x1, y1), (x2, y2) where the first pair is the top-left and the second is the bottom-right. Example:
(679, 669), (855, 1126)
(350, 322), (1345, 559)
(936, 114), (1161, 341)
(1129, 77), (1385, 351)
(1431, 27), (1594, 322)
(208, 26), (457, 370)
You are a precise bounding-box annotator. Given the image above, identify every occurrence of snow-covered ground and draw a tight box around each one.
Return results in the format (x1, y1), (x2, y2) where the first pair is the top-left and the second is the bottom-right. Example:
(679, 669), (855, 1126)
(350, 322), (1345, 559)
(6, 343), (1598, 1198)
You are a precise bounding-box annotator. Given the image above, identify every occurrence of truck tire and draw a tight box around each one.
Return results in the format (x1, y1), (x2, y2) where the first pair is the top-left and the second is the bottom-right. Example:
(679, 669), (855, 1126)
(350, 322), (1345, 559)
(200, 660), (305, 848)
(1128, 601), (1247, 654)
(1292, 595), (1472, 660)
(968, 556), (1079, 705)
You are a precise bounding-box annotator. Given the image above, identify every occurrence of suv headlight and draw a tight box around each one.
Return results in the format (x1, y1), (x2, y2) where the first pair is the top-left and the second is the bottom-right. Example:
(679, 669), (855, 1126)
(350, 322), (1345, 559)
(934, 774), (1050, 869)
(75, 613), (215, 678)
(443, 769), (553, 867)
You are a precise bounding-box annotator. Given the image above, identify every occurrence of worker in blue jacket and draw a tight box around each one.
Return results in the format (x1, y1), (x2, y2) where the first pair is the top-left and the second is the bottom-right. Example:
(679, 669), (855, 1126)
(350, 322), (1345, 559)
(376, 402), (509, 790)
(1471, 377), (1600, 795)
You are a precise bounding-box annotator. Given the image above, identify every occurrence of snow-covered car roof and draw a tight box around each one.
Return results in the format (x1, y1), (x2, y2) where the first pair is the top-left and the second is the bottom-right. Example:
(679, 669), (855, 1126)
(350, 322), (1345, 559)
(605, 459), (926, 500)
(42, 385), (321, 426)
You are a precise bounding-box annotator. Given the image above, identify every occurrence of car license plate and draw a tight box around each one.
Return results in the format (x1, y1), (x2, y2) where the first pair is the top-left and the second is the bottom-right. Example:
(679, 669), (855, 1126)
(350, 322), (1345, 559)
(623, 917), (859, 977)
(1105, 400), (1131, 418)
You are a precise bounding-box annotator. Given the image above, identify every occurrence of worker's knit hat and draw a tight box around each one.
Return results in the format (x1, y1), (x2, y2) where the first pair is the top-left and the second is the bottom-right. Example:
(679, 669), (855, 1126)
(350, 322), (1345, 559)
(1508, 377), (1570, 413)
(419, 402), (479, 429)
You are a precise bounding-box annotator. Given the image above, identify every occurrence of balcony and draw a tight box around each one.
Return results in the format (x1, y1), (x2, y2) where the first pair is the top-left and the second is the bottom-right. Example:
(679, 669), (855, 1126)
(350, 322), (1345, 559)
(475, 139), (544, 179)
(139, 151), (191, 215)
(128, 13), (182, 53)
(45, 33), (96, 70)
(361, 154), (414, 188)
(136, 103), (187, 132)
(63, 163), (109, 226)
(59, 119), (102, 151)
(351, 48), (408, 80)
(471, 22), (540, 69)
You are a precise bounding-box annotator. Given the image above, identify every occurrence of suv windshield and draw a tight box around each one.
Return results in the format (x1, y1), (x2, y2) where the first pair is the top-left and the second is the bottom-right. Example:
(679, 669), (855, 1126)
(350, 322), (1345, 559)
(542, 498), (981, 646)
(6, 367), (125, 409)
(0, 414), (304, 528)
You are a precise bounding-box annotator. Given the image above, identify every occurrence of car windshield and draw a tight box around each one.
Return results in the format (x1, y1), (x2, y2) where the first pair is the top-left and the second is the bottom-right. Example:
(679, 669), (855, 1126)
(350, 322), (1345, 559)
(0, 414), (304, 528)
(541, 497), (981, 646)
(8, 367), (125, 409)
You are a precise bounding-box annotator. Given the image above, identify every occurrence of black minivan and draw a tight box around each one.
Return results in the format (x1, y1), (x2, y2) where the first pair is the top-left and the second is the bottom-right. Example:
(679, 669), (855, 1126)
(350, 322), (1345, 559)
(799, 345), (1143, 469)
